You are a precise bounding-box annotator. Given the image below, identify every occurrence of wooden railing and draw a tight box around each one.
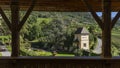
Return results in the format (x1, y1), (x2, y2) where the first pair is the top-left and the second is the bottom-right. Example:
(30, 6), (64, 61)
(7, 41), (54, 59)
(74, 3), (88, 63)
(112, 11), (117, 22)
(0, 56), (120, 68)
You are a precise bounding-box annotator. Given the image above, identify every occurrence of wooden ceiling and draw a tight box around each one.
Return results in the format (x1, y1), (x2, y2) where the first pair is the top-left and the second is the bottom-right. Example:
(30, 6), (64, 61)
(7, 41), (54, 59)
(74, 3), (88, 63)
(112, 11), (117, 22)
(0, 0), (120, 11)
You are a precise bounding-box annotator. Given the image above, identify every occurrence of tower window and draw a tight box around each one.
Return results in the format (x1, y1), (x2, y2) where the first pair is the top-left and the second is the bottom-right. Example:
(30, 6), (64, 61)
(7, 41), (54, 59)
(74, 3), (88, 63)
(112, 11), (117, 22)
(83, 43), (86, 47)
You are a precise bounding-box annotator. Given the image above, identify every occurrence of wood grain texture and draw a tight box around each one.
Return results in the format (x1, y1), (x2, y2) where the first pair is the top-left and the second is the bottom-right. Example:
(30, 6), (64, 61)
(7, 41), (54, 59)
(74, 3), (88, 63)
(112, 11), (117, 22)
(0, 0), (119, 11)
(0, 57), (119, 68)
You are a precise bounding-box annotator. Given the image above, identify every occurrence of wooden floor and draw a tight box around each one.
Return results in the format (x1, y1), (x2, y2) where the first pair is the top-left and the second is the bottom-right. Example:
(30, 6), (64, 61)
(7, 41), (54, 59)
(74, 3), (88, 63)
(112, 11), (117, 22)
(0, 56), (120, 68)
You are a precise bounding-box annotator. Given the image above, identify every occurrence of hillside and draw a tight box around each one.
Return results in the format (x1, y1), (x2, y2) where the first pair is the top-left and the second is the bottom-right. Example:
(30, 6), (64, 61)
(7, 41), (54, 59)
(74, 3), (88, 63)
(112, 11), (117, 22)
(1, 12), (120, 56)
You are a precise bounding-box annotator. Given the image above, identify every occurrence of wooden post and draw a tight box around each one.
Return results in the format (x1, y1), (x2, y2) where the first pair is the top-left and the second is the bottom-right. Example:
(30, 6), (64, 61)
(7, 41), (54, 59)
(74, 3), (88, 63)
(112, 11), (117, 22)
(10, 0), (35, 57)
(11, 0), (20, 57)
(83, 0), (112, 58)
(102, 0), (112, 58)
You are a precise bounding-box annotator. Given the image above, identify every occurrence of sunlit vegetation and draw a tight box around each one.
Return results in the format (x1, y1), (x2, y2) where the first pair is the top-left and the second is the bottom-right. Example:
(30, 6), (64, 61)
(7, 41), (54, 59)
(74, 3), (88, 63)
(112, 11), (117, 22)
(111, 29), (120, 56)
(0, 52), (2, 56)
(1, 12), (120, 56)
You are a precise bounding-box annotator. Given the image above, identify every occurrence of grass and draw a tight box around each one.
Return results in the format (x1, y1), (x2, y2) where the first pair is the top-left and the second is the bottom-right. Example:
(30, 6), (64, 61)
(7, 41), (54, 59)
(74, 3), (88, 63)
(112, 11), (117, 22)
(56, 54), (74, 56)
(0, 52), (2, 56)
(112, 30), (120, 47)
(20, 47), (75, 56)
(37, 18), (52, 24)
(111, 30), (120, 56)
(112, 30), (120, 35)
(6, 43), (74, 56)
(0, 36), (10, 38)
(6, 45), (11, 52)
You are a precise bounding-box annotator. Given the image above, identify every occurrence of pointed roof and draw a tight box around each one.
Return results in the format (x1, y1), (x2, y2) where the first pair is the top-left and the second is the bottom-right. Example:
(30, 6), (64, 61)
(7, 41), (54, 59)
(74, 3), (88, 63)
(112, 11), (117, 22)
(75, 27), (89, 34)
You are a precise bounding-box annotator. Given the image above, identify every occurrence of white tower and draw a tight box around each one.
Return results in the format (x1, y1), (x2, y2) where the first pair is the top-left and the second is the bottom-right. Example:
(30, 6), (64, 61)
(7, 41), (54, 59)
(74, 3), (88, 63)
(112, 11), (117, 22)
(74, 27), (89, 50)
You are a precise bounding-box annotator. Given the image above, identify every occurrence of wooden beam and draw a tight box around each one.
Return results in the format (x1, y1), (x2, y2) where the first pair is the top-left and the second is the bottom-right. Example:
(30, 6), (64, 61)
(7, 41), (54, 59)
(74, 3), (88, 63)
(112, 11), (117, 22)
(82, 0), (103, 30)
(11, 0), (20, 57)
(111, 11), (120, 29)
(18, 0), (36, 31)
(0, 7), (11, 31)
(102, 0), (112, 58)
(0, 0), (120, 11)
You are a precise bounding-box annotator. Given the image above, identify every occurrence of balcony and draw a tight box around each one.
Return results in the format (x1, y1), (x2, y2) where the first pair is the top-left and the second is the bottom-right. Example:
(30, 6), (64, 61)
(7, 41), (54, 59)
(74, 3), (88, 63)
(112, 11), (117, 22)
(0, 0), (120, 68)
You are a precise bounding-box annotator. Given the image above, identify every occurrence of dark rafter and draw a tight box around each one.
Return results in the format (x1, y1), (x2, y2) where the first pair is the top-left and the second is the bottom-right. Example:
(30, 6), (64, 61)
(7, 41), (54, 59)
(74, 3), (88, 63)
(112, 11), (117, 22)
(0, 7), (11, 31)
(111, 11), (120, 29)
(18, 0), (36, 31)
(82, 0), (103, 30)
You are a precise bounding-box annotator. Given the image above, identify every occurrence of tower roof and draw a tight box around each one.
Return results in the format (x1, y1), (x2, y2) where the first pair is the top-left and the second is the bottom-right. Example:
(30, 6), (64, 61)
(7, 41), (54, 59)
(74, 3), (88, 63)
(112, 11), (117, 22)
(75, 27), (89, 34)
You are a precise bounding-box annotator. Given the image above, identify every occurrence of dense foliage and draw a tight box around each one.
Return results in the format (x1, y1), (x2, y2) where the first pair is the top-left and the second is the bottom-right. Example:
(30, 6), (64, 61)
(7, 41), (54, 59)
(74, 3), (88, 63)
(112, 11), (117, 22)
(20, 12), (100, 56)
(1, 12), (120, 56)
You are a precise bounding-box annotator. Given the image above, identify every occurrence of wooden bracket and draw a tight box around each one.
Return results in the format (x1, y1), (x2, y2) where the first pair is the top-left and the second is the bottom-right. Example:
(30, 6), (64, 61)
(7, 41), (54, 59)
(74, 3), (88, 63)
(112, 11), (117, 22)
(18, 0), (36, 31)
(0, 7), (11, 31)
(111, 11), (120, 29)
(82, 0), (103, 30)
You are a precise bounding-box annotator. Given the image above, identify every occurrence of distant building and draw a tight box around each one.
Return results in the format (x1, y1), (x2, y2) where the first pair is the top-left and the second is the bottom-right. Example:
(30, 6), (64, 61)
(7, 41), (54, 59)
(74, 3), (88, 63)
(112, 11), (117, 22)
(74, 27), (89, 50)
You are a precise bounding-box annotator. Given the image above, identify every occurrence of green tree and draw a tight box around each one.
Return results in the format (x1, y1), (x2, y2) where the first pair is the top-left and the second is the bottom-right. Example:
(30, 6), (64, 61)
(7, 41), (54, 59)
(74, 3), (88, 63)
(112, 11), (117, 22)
(41, 19), (66, 50)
